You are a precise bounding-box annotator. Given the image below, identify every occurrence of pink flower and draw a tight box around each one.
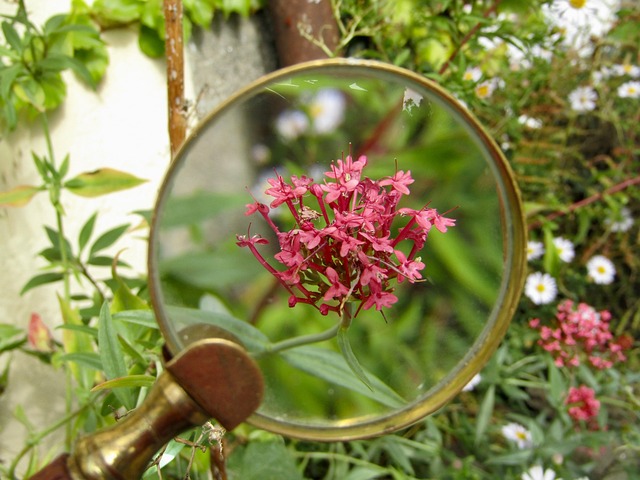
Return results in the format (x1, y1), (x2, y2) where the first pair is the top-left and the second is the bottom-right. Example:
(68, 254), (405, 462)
(323, 267), (350, 301)
(238, 149), (455, 318)
(28, 313), (53, 352)
(566, 385), (600, 428)
(529, 299), (627, 370)
(379, 170), (414, 195)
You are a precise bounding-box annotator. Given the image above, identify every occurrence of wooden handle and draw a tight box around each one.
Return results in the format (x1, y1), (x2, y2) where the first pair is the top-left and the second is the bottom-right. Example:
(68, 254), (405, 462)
(28, 454), (73, 480)
(29, 339), (263, 480)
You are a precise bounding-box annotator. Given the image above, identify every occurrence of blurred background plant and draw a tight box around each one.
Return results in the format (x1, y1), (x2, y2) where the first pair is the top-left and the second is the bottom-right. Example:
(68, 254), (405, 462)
(0, 0), (638, 479)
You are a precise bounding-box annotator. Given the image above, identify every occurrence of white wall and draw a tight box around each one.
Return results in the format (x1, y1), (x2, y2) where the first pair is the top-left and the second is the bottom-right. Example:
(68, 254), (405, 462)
(0, 1), (274, 473)
(0, 0), (173, 467)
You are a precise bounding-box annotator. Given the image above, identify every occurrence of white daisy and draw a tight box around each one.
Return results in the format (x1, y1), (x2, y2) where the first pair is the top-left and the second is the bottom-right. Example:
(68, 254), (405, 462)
(307, 89), (346, 134)
(568, 86), (598, 112)
(617, 81), (640, 99)
(527, 240), (545, 261)
(462, 373), (482, 392)
(592, 66), (613, 84)
(522, 465), (559, 480)
(525, 272), (558, 305)
(276, 110), (309, 140)
(586, 255), (616, 284)
(518, 115), (543, 129)
(612, 63), (640, 78)
(543, 0), (618, 53)
(553, 237), (575, 262)
(463, 67), (482, 82)
(475, 80), (495, 99)
(502, 422), (533, 449)
(605, 207), (634, 232)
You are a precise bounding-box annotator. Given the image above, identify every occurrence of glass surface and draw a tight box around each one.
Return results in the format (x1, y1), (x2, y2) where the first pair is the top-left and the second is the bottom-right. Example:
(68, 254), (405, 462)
(149, 59), (526, 440)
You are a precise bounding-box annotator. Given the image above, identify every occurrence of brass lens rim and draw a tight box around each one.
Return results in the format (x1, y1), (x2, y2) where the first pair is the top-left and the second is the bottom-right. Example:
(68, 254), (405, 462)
(148, 58), (527, 441)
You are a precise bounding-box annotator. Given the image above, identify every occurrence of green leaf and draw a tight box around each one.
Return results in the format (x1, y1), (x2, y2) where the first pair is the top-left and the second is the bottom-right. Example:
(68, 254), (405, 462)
(166, 306), (269, 354)
(37, 52), (97, 89)
(281, 346), (406, 409)
(13, 78), (46, 111)
(0, 323), (26, 354)
(65, 168), (146, 197)
(183, 0), (214, 27)
(58, 295), (96, 389)
(20, 272), (64, 294)
(2, 21), (23, 53)
(547, 360), (566, 408)
(113, 310), (158, 329)
(475, 384), (495, 444)
(88, 224), (129, 257)
(542, 226), (560, 277)
(78, 212), (98, 253)
(57, 351), (103, 370)
(337, 326), (373, 391)
(138, 24), (164, 58)
(98, 301), (134, 408)
(56, 323), (99, 339)
(91, 0), (142, 25)
(1, 63), (24, 99)
(231, 438), (303, 480)
(0, 185), (42, 207)
(91, 374), (156, 392)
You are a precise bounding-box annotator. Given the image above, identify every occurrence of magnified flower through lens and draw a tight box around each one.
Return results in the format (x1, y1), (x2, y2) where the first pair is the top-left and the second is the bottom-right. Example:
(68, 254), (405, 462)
(237, 149), (456, 318)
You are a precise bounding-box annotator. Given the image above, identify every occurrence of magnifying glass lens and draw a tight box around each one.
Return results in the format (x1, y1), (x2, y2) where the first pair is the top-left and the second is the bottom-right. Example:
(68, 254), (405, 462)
(150, 60), (525, 441)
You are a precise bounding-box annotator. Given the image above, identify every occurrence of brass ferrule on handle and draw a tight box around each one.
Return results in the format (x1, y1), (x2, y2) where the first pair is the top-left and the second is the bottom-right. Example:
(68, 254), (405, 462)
(67, 371), (208, 480)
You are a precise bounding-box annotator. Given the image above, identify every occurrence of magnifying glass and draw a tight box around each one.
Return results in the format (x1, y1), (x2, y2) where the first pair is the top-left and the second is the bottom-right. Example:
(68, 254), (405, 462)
(32, 58), (526, 479)
(150, 58), (526, 439)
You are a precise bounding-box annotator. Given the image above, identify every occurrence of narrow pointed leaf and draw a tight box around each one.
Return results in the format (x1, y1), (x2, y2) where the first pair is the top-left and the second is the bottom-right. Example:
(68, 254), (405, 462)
(475, 384), (495, 444)
(0, 185), (42, 207)
(58, 295), (95, 389)
(91, 374), (156, 392)
(88, 224), (129, 257)
(337, 327), (373, 391)
(21, 272), (64, 294)
(98, 302), (134, 408)
(282, 346), (405, 408)
(78, 212), (98, 253)
(57, 352), (103, 370)
(65, 168), (146, 197)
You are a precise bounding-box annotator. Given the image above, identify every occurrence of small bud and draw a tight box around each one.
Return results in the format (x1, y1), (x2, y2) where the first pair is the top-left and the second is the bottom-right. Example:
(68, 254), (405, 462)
(28, 313), (53, 352)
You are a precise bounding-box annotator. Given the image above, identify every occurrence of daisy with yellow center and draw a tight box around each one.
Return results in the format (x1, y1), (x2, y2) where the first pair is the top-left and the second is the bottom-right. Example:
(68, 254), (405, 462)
(587, 255), (616, 284)
(525, 272), (558, 305)
(501, 422), (533, 449)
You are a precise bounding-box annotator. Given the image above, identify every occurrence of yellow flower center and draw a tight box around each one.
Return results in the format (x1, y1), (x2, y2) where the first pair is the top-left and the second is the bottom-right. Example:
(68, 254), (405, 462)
(569, 0), (587, 9)
(476, 84), (490, 98)
(536, 284), (546, 292)
(597, 266), (606, 274)
(516, 431), (528, 440)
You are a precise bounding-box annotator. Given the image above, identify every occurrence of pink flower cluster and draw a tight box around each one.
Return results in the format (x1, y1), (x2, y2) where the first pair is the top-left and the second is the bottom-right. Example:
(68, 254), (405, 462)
(237, 153), (455, 316)
(529, 299), (627, 369)
(566, 385), (600, 428)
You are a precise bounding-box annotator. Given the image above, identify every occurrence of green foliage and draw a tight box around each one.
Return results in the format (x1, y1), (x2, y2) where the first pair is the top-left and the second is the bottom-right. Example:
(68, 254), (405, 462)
(0, 1), (107, 129)
(1, 0), (639, 479)
(91, 0), (264, 57)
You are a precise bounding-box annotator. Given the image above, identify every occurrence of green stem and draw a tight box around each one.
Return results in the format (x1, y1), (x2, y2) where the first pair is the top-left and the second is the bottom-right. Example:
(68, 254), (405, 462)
(41, 113), (71, 301)
(254, 322), (341, 359)
(7, 399), (93, 479)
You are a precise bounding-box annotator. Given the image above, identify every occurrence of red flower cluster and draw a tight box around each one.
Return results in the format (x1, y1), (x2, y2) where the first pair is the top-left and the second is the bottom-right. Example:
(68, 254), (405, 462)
(237, 153), (455, 317)
(566, 384), (600, 428)
(529, 299), (627, 369)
